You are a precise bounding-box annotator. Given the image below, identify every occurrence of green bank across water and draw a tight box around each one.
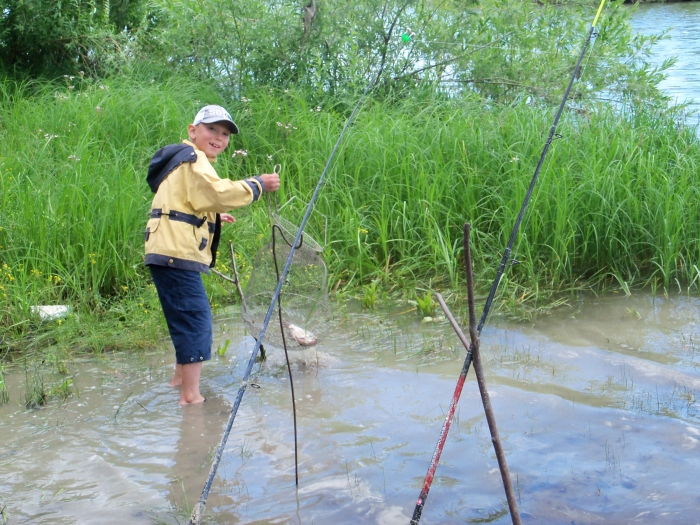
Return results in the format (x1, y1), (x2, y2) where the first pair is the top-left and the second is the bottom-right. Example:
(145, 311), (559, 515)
(1, 77), (699, 358)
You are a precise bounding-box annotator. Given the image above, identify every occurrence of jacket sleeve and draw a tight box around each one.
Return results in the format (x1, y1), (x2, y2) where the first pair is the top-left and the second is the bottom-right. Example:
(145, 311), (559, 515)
(187, 161), (259, 213)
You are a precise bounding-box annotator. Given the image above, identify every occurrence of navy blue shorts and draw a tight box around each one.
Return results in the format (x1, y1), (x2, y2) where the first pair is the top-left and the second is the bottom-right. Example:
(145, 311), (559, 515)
(149, 265), (213, 365)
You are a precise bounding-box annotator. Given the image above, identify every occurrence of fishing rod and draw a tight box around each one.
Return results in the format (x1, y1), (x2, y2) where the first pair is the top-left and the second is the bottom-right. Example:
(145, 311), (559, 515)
(188, 78), (377, 525)
(409, 1), (608, 523)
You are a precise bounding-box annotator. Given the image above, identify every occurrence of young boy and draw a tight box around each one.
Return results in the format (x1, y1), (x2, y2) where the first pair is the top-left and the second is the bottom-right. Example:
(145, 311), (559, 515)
(144, 105), (280, 405)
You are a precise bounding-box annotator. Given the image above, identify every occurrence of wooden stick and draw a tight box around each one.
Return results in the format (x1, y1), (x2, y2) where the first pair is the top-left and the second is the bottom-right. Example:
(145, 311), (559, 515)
(210, 268), (235, 284)
(439, 221), (522, 524)
(228, 240), (248, 313)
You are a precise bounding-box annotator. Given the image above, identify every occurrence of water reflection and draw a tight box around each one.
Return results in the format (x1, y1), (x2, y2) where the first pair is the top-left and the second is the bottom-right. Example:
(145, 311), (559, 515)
(1, 294), (699, 523)
(169, 395), (233, 517)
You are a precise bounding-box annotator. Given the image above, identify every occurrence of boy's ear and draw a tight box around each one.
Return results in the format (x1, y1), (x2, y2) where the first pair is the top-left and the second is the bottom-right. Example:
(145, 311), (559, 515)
(187, 124), (197, 140)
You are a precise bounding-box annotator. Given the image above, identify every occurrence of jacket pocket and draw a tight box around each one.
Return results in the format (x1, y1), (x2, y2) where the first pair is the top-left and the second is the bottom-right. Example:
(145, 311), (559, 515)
(144, 217), (161, 242)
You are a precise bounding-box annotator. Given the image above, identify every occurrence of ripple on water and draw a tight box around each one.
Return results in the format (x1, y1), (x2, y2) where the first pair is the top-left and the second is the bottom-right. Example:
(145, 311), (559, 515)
(630, 2), (700, 120)
(1, 295), (699, 523)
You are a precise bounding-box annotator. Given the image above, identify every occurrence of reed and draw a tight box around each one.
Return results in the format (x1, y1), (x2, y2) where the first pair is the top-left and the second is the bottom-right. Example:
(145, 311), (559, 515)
(0, 365), (8, 404)
(23, 360), (47, 409)
(2, 78), (699, 352)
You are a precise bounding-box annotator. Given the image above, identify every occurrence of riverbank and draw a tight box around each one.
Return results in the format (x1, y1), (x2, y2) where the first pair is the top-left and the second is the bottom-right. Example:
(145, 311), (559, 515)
(3, 0), (700, 364)
(2, 75), (699, 366)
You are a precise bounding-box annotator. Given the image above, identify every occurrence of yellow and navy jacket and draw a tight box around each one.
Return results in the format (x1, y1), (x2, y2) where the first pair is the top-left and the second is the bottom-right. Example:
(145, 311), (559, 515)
(144, 140), (263, 273)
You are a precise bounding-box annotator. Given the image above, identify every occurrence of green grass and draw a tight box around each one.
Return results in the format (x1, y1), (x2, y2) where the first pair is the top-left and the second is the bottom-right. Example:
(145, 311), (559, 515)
(1, 77), (699, 357)
(0, 365), (8, 404)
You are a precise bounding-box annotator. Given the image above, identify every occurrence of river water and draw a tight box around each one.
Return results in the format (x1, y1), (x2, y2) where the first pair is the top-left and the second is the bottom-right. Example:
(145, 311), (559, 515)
(2, 293), (700, 524)
(3, 5), (700, 525)
(630, 2), (700, 119)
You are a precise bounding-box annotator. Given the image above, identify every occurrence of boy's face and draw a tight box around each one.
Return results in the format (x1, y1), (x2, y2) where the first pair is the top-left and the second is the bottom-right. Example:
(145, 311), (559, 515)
(187, 122), (231, 158)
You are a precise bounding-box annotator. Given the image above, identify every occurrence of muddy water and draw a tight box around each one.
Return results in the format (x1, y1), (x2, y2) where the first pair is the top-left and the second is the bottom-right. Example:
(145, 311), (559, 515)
(2, 294), (700, 524)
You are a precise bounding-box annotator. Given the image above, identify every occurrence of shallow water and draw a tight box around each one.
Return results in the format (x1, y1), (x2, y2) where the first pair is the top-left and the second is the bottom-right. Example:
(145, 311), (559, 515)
(2, 293), (700, 524)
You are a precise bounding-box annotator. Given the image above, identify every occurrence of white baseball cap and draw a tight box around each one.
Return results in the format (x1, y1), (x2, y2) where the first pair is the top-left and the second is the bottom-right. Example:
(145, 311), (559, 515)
(193, 105), (239, 134)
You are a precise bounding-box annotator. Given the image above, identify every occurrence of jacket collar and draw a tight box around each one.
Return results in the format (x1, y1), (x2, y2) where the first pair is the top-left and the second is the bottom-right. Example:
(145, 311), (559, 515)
(183, 139), (217, 163)
(146, 142), (197, 193)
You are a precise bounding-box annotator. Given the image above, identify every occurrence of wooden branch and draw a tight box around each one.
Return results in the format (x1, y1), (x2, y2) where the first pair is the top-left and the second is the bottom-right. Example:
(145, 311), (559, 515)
(210, 268), (236, 283)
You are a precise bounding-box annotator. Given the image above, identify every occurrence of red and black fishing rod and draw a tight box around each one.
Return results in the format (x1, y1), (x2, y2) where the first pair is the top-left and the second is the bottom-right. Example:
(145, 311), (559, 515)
(409, 1), (608, 523)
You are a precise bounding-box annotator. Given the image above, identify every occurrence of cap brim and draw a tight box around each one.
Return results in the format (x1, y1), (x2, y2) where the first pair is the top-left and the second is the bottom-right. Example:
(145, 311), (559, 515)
(199, 117), (239, 134)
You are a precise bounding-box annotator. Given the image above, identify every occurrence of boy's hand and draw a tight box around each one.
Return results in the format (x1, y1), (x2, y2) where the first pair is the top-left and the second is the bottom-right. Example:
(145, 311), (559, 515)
(220, 213), (235, 224)
(259, 173), (280, 192)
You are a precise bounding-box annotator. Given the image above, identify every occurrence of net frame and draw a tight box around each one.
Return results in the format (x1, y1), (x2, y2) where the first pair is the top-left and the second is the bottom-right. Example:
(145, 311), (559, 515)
(241, 212), (329, 349)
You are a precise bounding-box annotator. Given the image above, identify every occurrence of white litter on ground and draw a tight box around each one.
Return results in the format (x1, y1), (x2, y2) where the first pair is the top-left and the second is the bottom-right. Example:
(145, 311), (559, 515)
(30, 305), (71, 321)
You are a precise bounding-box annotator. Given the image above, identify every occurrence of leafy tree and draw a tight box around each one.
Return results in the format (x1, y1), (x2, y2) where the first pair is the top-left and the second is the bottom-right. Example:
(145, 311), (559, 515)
(0, 0), (148, 77)
(143, 0), (669, 108)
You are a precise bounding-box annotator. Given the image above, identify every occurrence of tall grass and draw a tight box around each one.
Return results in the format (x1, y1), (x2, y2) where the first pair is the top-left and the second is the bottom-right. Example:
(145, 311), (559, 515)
(241, 89), (700, 296)
(1, 78), (699, 352)
(0, 77), (227, 347)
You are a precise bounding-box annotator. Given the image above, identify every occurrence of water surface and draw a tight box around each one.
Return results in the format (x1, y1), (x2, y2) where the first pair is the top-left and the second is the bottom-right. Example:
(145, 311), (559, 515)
(630, 2), (700, 119)
(2, 293), (699, 524)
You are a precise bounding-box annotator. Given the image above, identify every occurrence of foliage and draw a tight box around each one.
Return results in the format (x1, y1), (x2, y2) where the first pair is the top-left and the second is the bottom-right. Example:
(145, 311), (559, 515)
(216, 339), (231, 356)
(141, 0), (668, 106)
(415, 292), (434, 317)
(0, 1), (692, 357)
(0, 364), (8, 403)
(23, 360), (46, 408)
(0, 1), (673, 106)
(361, 281), (379, 309)
(0, 0), (151, 77)
(2, 76), (699, 355)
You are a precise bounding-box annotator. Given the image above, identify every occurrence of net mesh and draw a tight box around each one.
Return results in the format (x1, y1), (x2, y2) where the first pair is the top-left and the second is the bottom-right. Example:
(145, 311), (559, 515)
(242, 213), (329, 349)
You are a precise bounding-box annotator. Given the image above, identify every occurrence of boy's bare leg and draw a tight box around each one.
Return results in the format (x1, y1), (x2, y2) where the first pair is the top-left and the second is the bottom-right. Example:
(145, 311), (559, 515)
(179, 362), (205, 405)
(170, 364), (183, 387)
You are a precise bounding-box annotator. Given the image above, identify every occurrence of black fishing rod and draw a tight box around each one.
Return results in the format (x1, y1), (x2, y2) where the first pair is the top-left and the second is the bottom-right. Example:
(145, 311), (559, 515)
(188, 78), (377, 525)
(409, 1), (608, 523)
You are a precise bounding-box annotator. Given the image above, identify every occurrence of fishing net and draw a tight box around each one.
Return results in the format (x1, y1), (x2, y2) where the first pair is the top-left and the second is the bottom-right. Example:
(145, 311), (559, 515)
(242, 213), (330, 349)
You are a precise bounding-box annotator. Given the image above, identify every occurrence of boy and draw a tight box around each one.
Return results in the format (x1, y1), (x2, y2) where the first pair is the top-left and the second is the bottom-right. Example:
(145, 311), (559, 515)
(144, 105), (280, 405)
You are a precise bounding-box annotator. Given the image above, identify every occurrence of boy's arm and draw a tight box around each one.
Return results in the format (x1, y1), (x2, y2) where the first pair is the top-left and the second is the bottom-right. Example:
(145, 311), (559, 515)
(187, 164), (263, 213)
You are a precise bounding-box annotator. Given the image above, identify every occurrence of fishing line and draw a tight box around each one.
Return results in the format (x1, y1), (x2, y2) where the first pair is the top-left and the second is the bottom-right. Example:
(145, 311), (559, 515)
(504, 16), (599, 292)
(271, 218), (303, 485)
(188, 77), (378, 525)
(393, 14), (543, 83)
(405, 39), (608, 60)
(409, 1), (608, 523)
